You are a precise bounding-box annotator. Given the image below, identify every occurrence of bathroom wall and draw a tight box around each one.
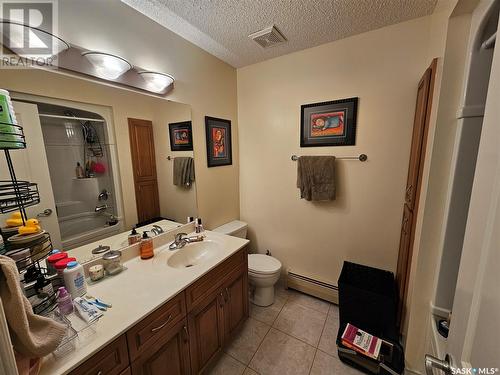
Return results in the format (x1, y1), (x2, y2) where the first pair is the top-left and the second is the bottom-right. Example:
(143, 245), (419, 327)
(151, 104), (198, 223)
(0, 0), (239, 229)
(237, 16), (445, 287)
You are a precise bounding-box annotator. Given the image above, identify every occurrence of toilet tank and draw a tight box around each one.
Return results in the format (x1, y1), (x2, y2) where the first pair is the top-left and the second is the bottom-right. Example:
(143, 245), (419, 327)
(213, 220), (248, 238)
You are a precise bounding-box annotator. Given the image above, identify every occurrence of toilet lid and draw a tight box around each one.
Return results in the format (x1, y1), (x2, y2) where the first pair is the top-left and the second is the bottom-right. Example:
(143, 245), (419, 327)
(248, 254), (281, 274)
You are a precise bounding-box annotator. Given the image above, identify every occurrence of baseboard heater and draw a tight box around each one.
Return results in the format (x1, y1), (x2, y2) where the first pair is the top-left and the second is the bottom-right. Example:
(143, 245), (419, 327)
(286, 269), (339, 304)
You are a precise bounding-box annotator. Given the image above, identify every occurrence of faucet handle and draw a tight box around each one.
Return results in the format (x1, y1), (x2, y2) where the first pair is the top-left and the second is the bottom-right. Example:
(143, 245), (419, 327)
(175, 232), (188, 242)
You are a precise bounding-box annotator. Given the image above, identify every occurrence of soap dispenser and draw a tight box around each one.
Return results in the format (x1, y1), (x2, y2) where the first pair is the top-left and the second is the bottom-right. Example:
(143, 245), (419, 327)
(128, 227), (141, 245)
(140, 231), (154, 259)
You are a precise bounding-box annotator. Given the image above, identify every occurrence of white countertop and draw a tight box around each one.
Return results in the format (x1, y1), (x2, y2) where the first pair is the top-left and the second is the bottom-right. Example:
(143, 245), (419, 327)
(39, 230), (249, 375)
(66, 219), (183, 264)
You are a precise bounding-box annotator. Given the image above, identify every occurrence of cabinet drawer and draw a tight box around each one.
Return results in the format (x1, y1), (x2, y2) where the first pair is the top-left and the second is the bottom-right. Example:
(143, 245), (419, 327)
(186, 248), (246, 311)
(70, 335), (128, 375)
(127, 291), (186, 360)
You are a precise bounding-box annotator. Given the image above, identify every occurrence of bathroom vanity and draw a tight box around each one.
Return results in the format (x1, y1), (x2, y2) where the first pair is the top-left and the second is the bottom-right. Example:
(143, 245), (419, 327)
(39, 229), (249, 375)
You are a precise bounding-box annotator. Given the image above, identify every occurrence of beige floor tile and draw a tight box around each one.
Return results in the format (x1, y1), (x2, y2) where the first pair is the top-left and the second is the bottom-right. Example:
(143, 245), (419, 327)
(208, 354), (246, 375)
(310, 350), (364, 375)
(225, 317), (271, 364)
(243, 368), (259, 375)
(273, 302), (327, 346)
(249, 328), (315, 375)
(318, 305), (340, 356)
(286, 290), (331, 314)
(249, 293), (287, 325)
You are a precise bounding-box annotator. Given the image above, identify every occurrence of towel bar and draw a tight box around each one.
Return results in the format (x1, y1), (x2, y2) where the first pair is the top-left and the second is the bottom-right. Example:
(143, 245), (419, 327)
(291, 154), (368, 162)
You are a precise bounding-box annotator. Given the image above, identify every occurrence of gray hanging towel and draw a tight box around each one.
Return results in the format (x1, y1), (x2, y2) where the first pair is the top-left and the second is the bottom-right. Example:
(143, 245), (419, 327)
(173, 157), (195, 188)
(296, 156), (336, 201)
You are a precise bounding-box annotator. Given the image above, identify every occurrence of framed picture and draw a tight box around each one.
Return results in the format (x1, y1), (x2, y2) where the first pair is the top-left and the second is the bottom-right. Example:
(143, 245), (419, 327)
(205, 116), (232, 167)
(169, 121), (193, 151)
(300, 97), (358, 147)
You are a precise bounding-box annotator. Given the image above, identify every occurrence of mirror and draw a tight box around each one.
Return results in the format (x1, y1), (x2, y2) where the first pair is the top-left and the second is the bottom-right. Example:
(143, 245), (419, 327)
(0, 88), (197, 259)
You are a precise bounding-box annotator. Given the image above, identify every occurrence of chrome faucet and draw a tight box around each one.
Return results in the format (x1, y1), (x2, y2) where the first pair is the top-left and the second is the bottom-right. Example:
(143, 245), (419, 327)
(169, 233), (204, 250)
(150, 225), (164, 236)
(95, 204), (108, 213)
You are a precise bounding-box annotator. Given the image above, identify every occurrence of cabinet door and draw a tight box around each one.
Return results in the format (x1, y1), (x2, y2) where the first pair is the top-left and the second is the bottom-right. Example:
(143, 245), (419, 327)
(131, 319), (190, 375)
(395, 204), (414, 321)
(222, 267), (248, 340)
(188, 292), (225, 374)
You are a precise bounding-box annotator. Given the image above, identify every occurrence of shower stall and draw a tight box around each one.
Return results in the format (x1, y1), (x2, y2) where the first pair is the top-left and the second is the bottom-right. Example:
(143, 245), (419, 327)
(36, 101), (123, 249)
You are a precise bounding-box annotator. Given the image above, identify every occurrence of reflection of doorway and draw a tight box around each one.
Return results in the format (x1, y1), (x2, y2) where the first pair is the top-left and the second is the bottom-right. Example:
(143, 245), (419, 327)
(128, 118), (160, 223)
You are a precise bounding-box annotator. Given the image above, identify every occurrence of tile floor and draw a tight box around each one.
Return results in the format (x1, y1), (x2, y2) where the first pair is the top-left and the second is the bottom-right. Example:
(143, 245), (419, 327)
(208, 286), (364, 375)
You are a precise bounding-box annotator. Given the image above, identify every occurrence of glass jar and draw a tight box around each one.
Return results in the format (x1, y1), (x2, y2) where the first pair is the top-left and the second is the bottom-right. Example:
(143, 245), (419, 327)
(102, 250), (123, 275)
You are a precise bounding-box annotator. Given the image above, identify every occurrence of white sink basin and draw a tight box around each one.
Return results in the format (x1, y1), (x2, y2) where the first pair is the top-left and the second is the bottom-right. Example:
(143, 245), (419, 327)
(167, 240), (223, 269)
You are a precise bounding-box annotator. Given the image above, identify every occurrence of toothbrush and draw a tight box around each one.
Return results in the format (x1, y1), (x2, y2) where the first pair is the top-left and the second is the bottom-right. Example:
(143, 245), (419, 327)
(86, 295), (112, 308)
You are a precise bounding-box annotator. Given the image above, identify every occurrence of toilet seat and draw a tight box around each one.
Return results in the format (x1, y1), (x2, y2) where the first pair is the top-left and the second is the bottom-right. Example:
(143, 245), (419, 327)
(248, 254), (281, 275)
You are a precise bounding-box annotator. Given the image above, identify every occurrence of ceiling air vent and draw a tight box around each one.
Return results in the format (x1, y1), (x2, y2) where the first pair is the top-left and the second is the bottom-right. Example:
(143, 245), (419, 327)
(249, 25), (287, 48)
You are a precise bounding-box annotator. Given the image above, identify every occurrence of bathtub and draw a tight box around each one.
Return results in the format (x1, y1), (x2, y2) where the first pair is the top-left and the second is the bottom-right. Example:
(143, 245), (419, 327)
(59, 212), (122, 250)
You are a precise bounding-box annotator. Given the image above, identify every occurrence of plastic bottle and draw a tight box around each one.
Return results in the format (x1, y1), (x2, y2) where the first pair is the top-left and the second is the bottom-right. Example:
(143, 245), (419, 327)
(195, 218), (204, 233)
(128, 227), (141, 245)
(75, 162), (84, 178)
(57, 286), (74, 315)
(140, 231), (154, 259)
(63, 261), (87, 298)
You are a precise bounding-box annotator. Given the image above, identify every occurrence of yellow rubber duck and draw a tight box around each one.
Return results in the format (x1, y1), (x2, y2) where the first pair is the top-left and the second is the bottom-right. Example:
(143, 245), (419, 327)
(18, 218), (41, 235)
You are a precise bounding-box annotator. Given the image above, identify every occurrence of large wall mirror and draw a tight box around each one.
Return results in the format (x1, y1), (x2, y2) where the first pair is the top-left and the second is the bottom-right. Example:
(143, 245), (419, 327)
(0, 85), (197, 256)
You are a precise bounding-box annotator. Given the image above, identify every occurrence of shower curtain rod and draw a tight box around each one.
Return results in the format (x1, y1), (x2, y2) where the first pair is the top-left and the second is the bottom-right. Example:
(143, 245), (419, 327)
(38, 113), (105, 122)
(291, 154), (368, 162)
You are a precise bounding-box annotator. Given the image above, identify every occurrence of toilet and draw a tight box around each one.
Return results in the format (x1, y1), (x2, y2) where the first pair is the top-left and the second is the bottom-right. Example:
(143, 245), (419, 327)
(213, 220), (282, 306)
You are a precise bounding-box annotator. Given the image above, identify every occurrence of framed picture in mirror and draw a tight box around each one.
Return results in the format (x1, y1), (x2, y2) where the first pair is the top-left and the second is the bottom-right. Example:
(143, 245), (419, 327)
(205, 116), (232, 167)
(169, 121), (193, 151)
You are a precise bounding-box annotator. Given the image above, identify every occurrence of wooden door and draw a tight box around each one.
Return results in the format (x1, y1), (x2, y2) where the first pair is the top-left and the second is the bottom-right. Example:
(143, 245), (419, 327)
(128, 118), (160, 223)
(222, 268), (248, 340)
(187, 292), (225, 374)
(396, 59), (437, 326)
(131, 319), (191, 375)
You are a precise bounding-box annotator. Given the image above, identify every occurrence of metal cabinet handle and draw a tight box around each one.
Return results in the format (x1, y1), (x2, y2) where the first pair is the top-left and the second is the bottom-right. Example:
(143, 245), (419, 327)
(150, 314), (172, 333)
(37, 208), (53, 217)
(183, 325), (189, 343)
(225, 287), (230, 302)
(96, 371), (102, 375)
(219, 292), (225, 307)
(425, 354), (453, 375)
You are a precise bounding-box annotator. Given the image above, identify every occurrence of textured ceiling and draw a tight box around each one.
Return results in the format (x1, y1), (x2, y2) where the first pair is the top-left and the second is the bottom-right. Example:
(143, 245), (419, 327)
(123, 0), (437, 68)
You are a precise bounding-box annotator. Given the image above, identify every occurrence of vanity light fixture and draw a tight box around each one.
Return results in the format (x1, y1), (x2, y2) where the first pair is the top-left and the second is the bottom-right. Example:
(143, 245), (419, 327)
(82, 51), (132, 80)
(138, 71), (175, 94)
(0, 20), (69, 60)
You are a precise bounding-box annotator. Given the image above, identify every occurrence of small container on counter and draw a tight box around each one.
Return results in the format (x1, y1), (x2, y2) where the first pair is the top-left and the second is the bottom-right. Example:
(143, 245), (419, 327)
(63, 261), (87, 299)
(127, 227), (141, 245)
(140, 231), (154, 260)
(103, 250), (123, 275)
(46, 252), (68, 275)
(56, 286), (74, 315)
(54, 257), (76, 277)
(89, 264), (105, 281)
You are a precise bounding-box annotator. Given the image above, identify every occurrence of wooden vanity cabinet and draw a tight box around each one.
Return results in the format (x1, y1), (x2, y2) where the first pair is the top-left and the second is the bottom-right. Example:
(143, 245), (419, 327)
(187, 256), (249, 373)
(131, 319), (191, 375)
(69, 247), (248, 375)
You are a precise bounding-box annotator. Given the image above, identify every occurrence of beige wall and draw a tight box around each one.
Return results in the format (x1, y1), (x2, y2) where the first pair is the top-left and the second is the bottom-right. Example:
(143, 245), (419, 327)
(152, 104), (198, 223)
(0, 0), (239, 229)
(237, 17), (438, 285)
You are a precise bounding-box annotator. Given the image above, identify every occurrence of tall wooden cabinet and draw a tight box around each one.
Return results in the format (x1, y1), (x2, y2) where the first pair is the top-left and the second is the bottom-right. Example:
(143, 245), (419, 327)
(396, 59), (437, 326)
